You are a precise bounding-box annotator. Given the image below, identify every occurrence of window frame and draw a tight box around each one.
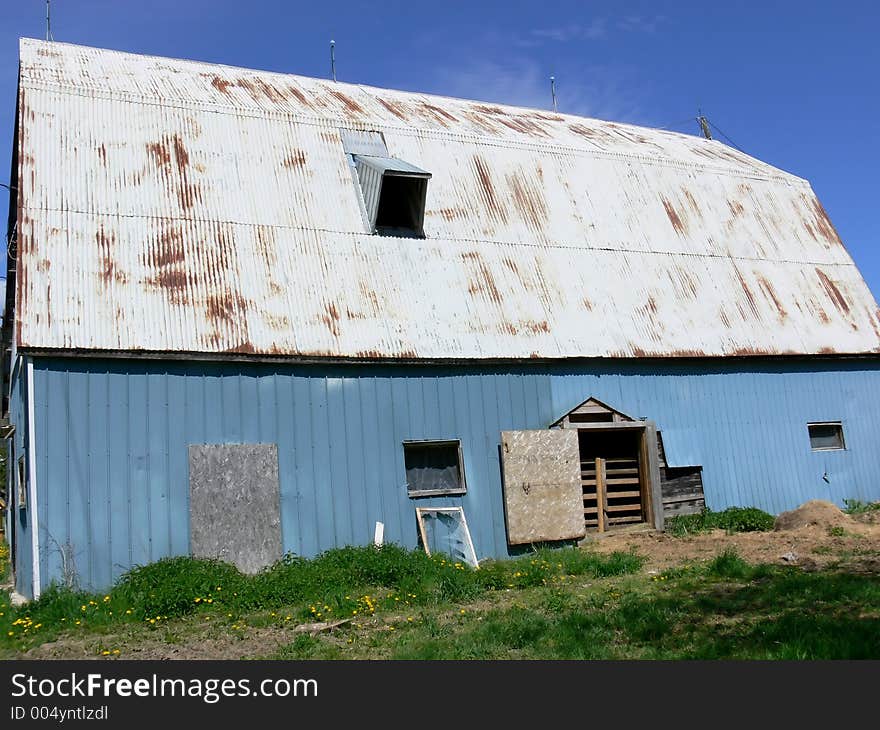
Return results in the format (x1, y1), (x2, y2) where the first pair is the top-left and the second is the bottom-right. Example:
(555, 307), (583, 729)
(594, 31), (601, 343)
(402, 439), (467, 498)
(807, 421), (846, 452)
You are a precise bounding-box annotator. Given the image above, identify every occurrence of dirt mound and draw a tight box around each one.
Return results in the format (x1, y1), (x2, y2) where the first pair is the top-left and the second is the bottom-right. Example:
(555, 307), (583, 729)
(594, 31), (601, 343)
(773, 500), (851, 531)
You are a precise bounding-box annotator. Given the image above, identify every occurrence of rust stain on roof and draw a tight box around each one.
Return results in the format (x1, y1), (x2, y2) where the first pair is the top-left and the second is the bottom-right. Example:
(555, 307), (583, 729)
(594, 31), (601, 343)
(146, 138), (171, 167)
(661, 197), (688, 236)
(462, 251), (503, 304)
(508, 173), (548, 230)
(419, 102), (457, 125)
(810, 197), (842, 245)
(96, 225), (127, 288)
(376, 97), (407, 120)
(728, 199), (745, 218)
(471, 104), (506, 115)
(322, 302), (341, 336)
(682, 188), (702, 218)
(285, 84), (310, 106)
(255, 225), (278, 269)
(735, 268), (760, 317)
(97, 143), (107, 165)
(326, 89), (365, 115)
(757, 275), (788, 319)
(282, 150), (307, 169)
(473, 155), (507, 223)
(435, 207), (466, 221)
(206, 292), (248, 327)
(815, 268), (850, 314)
(210, 75), (232, 95)
(146, 134), (202, 212)
(497, 116), (551, 137)
(358, 281), (381, 314)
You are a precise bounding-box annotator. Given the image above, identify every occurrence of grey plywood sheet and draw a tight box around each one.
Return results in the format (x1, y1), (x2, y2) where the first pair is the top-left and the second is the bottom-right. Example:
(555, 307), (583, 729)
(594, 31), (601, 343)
(500, 430), (585, 545)
(189, 443), (282, 574)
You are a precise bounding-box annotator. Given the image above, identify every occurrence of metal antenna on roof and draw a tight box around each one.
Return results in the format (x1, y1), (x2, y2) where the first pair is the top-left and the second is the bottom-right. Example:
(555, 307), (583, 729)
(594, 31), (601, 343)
(330, 40), (337, 82)
(697, 110), (712, 140)
(550, 76), (558, 112)
(46, 0), (52, 41)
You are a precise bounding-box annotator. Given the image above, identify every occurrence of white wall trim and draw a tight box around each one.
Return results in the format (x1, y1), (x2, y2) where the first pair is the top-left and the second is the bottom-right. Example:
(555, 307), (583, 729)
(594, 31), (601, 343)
(26, 357), (40, 599)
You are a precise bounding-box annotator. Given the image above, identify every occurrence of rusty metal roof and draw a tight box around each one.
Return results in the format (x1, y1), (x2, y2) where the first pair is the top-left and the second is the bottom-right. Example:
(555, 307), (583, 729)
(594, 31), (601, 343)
(11, 38), (880, 359)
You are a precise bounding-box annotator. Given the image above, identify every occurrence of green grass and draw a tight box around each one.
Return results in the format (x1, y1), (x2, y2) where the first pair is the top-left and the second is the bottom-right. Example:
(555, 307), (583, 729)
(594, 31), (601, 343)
(665, 507), (776, 537)
(3, 542), (878, 660)
(0, 544), (643, 655)
(272, 548), (880, 660)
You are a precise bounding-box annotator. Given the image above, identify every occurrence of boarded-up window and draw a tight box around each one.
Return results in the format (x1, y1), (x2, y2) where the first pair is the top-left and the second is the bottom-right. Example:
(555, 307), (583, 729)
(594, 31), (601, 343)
(808, 422), (845, 451)
(404, 440), (466, 497)
(189, 443), (282, 574)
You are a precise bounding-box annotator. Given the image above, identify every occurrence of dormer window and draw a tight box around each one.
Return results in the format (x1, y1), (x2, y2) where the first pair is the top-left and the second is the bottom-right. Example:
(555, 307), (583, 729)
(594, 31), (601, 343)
(352, 155), (431, 237)
(340, 128), (431, 238)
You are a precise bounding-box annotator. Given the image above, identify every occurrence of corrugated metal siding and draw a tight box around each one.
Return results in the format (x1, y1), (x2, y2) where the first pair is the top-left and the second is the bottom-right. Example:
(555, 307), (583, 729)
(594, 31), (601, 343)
(29, 356), (880, 592)
(14, 39), (880, 358)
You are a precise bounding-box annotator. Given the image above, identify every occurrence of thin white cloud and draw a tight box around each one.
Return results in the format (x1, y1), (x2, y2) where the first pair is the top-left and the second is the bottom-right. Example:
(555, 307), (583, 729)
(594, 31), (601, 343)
(531, 18), (607, 43)
(427, 58), (642, 123)
(524, 13), (665, 47)
(617, 15), (666, 34)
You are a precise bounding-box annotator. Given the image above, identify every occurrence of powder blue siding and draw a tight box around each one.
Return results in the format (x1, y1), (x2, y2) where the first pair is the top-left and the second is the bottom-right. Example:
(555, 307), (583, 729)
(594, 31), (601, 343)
(16, 356), (880, 593)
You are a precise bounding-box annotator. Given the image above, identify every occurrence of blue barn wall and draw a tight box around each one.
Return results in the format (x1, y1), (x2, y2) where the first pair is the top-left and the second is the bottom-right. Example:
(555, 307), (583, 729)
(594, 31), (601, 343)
(24, 356), (880, 592)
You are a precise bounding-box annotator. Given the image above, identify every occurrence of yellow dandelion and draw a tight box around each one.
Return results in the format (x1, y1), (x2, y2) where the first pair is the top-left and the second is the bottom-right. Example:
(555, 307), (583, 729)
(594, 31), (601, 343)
(102, 650), (110, 656)
(460, 609), (466, 614)
(7, 631), (13, 637)
(113, 649), (120, 655)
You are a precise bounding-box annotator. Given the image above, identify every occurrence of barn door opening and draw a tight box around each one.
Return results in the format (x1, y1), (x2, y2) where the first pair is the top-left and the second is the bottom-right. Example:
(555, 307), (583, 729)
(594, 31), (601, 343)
(580, 429), (649, 531)
(550, 397), (662, 533)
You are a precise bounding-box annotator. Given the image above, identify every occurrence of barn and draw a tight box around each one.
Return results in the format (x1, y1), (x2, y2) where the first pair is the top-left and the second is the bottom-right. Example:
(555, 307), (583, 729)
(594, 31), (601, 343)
(4, 39), (880, 598)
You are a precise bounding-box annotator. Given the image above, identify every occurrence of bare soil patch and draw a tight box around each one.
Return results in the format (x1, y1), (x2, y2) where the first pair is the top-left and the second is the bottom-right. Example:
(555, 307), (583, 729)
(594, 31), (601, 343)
(586, 501), (880, 573)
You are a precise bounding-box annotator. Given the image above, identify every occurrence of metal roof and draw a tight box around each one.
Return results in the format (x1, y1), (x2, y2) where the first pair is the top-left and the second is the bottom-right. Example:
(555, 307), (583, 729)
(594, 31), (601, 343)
(10, 38), (880, 359)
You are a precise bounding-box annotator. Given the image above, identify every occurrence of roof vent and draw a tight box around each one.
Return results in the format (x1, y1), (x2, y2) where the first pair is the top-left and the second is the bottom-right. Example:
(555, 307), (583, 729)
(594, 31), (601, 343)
(353, 155), (431, 237)
(340, 129), (431, 237)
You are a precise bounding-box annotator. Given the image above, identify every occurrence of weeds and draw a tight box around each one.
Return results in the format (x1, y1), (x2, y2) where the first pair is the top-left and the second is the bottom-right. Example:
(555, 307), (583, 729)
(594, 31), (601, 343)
(666, 507), (775, 537)
(843, 499), (880, 515)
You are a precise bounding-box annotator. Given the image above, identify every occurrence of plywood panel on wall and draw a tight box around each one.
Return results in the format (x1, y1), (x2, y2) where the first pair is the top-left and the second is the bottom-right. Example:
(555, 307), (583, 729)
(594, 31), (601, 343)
(501, 430), (585, 545)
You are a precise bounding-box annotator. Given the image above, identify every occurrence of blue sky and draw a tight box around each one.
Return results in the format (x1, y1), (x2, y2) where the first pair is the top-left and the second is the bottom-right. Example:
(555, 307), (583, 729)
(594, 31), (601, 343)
(1, 0), (878, 298)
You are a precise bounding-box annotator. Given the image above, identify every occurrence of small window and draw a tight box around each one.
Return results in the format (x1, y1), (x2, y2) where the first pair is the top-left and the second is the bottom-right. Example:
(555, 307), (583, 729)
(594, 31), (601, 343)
(17, 455), (26, 508)
(404, 440), (466, 497)
(808, 422), (845, 451)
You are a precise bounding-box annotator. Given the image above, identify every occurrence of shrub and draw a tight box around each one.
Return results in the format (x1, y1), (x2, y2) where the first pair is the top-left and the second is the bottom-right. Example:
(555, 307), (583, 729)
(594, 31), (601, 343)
(842, 499), (880, 515)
